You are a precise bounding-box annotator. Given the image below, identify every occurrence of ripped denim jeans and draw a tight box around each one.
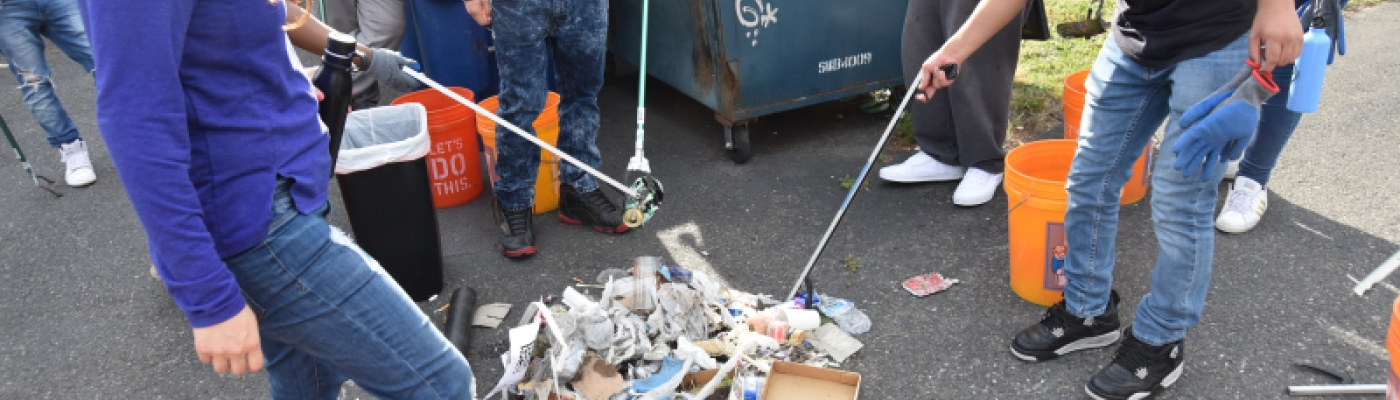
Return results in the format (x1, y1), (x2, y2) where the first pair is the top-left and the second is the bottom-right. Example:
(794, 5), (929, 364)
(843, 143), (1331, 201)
(0, 0), (93, 148)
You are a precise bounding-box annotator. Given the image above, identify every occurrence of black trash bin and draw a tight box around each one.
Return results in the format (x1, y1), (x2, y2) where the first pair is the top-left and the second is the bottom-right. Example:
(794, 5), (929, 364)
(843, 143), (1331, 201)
(334, 103), (443, 301)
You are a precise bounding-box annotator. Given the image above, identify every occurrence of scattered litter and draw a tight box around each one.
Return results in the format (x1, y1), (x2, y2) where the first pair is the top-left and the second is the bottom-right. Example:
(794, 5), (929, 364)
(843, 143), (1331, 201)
(436, 303), (451, 313)
(700, 250), (710, 257)
(484, 256), (871, 399)
(902, 272), (960, 297)
(471, 303), (512, 328)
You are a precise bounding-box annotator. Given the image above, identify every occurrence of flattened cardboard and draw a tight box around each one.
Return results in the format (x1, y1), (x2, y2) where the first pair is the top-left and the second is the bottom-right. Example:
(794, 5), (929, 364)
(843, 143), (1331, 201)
(759, 361), (860, 400)
(570, 356), (625, 400)
(472, 303), (512, 328)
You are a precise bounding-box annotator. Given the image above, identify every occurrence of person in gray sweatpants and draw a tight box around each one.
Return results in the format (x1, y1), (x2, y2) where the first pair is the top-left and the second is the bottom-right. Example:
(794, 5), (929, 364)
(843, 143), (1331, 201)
(881, 0), (1026, 207)
(323, 0), (406, 109)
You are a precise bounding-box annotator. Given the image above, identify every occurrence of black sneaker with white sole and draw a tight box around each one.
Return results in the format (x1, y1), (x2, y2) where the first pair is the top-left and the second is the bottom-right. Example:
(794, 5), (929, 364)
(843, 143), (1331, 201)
(1010, 290), (1122, 362)
(1086, 327), (1185, 400)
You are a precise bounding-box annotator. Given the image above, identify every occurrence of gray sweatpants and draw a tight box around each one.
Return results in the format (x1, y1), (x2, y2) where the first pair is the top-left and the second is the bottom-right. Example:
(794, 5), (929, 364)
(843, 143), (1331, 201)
(900, 0), (1026, 174)
(323, 0), (406, 109)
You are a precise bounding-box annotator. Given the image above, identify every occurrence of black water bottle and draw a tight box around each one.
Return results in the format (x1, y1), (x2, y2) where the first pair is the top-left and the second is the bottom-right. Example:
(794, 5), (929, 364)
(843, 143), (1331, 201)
(314, 32), (357, 166)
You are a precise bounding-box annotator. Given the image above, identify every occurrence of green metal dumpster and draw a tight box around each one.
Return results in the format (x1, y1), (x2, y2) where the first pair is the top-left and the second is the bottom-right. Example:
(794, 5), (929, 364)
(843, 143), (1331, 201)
(609, 0), (909, 163)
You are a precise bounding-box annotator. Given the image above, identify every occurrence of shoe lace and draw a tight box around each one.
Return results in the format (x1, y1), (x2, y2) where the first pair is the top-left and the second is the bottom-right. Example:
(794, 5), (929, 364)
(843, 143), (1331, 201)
(504, 208), (530, 234)
(1110, 336), (1156, 373)
(1039, 301), (1077, 328)
(580, 189), (618, 214)
(61, 142), (91, 170)
(1222, 185), (1259, 214)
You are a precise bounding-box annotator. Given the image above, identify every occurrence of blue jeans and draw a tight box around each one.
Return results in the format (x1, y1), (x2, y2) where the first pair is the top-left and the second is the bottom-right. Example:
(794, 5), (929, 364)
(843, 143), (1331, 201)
(0, 0), (92, 148)
(224, 179), (475, 399)
(1063, 35), (1249, 346)
(1235, 63), (1301, 186)
(491, 0), (607, 211)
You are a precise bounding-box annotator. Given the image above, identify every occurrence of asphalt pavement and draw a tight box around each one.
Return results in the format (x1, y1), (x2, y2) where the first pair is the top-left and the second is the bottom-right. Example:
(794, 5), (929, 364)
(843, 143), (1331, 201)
(2, 3), (1399, 398)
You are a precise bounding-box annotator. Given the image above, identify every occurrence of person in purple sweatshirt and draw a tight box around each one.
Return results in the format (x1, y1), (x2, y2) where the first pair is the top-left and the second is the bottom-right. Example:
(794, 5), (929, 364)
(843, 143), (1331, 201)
(77, 1), (475, 398)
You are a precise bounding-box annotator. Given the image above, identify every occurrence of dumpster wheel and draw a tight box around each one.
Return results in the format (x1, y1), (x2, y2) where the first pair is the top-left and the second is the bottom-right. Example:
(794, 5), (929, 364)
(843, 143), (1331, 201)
(727, 125), (752, 164)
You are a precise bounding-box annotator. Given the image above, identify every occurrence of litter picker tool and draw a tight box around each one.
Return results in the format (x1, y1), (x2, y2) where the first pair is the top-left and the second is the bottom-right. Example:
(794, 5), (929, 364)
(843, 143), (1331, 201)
(401, 68), (663, 228)
(622, 0), (664, 228)
(0, 113), (61, 197)
(786, 65), (956, 299)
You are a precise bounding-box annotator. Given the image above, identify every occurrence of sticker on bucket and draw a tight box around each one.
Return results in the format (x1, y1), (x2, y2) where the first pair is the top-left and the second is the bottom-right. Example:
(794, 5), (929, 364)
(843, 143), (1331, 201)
(1043, 222), (1067, 291)
(429, 137), (477, 198)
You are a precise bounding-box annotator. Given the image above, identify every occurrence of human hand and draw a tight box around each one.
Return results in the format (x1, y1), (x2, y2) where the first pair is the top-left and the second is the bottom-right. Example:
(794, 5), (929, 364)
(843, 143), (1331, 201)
(465, 0), (492, 27)
(192, 305), (264, 376)
(366, 48), (421, 92)
(1173, 62), (1279, 180)
(1250, 0), (1304, 72)
(914, 52), (960, 103)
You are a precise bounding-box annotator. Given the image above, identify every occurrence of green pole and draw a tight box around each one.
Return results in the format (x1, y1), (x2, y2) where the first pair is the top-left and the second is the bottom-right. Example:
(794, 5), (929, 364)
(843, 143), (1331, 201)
(636, 0), (649, 134)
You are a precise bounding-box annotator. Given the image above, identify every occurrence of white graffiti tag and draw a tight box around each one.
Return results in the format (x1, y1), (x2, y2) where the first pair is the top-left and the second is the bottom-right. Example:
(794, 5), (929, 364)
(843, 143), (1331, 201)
(737, 0), (778, 46)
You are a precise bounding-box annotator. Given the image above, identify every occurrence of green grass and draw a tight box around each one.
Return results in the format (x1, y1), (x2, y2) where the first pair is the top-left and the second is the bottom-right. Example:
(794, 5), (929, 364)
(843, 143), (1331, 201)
(1011, 0), (1390, 146)
(1010, 0), (1115, 145)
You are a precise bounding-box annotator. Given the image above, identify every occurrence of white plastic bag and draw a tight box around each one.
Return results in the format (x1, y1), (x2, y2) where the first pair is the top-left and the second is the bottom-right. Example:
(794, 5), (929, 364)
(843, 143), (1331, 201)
(334, 103), (431, 174)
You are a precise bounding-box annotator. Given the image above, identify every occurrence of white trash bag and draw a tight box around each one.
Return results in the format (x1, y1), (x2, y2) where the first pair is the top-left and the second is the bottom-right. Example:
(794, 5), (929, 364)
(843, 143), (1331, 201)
(334, 103), (431, 175)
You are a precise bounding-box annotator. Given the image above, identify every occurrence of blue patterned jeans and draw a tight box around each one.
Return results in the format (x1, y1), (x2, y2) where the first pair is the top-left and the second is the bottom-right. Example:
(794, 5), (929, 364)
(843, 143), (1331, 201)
(491, 0), (607, 211)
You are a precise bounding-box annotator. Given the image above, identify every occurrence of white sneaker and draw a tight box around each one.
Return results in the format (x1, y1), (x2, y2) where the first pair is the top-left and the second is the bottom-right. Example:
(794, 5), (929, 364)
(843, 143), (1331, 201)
(1216, 176), (1267, 233)
(59, 139), (96, 187)
(953, 167), (1003, 206)
(879, 151), (966, 182)
(1224, 160), (1240, 180)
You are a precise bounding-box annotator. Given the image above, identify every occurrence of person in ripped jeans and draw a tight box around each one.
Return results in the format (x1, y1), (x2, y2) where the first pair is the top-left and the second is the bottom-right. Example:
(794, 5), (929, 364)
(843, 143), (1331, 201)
(467, 0), (627, 259)
(0, 0), (96, 187)
(915, 0), (1302, 398)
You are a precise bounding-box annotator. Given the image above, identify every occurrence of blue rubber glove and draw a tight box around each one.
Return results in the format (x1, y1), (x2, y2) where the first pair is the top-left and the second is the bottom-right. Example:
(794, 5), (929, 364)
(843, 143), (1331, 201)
(1172, 61), (1280, 180)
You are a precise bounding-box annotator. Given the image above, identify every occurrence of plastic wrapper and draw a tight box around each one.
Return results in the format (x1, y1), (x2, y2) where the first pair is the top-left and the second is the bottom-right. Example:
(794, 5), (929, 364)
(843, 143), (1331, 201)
(816, 294), (871, 335)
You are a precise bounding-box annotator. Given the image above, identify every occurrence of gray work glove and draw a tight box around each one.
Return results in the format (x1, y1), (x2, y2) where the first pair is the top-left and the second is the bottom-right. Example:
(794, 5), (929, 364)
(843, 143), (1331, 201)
(365, 47), (421, 92)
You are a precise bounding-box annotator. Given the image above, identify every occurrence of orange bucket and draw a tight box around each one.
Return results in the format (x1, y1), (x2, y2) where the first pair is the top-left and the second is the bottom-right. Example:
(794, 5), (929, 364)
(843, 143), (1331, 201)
(477, 93), (562, 215)
(1388, 296), (1400, 399)
(391, 87), (484, 208)
(1063, 70), (1151, 205)
(1003, 139), (1076, 306)
(1063, 102), (1083, 138)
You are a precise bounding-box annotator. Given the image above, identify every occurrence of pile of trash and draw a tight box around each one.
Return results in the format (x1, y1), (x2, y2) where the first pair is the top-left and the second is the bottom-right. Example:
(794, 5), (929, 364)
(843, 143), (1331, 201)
(482, 256), (873, 400)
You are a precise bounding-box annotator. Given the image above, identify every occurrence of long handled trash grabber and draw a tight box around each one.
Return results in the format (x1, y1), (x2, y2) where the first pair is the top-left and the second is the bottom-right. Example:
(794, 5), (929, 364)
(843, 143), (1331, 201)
(786, 65), (957, 299)
(401, 68), (664, 228)
(0, 113), (62, 197)
(621, 0), (664, 228)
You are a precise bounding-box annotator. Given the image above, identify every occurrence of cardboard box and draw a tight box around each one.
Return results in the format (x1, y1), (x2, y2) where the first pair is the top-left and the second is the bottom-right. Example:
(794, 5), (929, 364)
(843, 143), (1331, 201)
(760, 361), (861, 400)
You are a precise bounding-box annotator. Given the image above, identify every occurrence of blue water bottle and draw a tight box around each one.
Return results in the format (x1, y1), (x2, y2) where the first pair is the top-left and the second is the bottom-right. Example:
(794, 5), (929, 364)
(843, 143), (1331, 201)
(1288, 17), (1331, 113)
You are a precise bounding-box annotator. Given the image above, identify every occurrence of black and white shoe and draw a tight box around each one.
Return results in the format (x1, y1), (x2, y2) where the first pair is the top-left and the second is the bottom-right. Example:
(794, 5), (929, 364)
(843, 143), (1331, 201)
(1010, 290), (1122, 362)
(1086, 327), (1185, 400)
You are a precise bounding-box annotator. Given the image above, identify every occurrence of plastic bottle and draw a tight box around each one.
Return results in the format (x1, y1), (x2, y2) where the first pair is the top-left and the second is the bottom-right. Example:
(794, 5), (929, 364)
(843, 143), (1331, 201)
(631, 256), (660, 314)
(817, 295), (871, 335)
(314, 32), (357, 165)
(1288, 17), (1331, 113)
(741, 373), (763, 400)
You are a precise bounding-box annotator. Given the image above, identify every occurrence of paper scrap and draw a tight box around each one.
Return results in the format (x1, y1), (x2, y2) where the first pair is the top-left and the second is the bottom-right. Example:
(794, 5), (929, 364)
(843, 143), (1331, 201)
(484, 316), (541, 398)
(472, 303), (512, 328)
